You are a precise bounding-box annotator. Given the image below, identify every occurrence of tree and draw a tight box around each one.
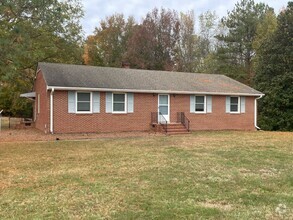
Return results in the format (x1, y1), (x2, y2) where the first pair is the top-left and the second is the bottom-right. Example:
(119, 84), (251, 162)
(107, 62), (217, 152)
(124, 23), (155, 69)
(174, 11), (198, 72)
(252, 9), (277, 68)
(254, 2), (293, 131)
(125, 8), (180, 70)
(198, 11), (218, 58)
(0, 0), (83, 116)
(196, 11), (219, 72)
(87, 14), (135, 67)
(83, 35), (104, 66)
(87, 8), (219, 73)
(215, 0), (270, 84)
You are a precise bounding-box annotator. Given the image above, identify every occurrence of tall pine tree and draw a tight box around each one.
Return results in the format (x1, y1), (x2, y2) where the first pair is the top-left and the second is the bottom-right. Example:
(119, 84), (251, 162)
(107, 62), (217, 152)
(215, 0), (270, 85)
(255, 2), (293, 131)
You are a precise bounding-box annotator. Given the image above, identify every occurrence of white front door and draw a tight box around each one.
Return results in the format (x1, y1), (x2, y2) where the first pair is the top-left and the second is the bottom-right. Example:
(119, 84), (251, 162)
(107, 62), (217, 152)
(158, 94), (170, 123)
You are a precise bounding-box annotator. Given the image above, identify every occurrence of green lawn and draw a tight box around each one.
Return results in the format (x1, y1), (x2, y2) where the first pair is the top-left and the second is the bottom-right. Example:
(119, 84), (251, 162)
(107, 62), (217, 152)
(0, 131), (292, 219)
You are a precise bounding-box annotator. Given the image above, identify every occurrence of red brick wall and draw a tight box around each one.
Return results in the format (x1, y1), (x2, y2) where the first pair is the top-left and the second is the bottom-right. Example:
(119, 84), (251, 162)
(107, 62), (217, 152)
(53, 92), (158, 133)
(50, 92), (256, 133)
(34, 71), (50, 133)
(170, 95), (255, 131)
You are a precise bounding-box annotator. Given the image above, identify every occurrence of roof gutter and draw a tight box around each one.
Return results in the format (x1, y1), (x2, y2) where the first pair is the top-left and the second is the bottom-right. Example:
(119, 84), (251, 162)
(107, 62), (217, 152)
(46, 86), (263, 97)
(254, 94), (264, 130)
(50, 88), (54, 134)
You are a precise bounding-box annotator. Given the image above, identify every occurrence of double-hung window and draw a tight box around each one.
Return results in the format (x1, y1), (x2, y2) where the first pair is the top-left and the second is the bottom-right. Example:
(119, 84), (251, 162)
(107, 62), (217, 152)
(76, 92), (92, 113)
(113, 93), (126, 113)
(190, 95), (212, 113)
(226, 96), (245, 114)
(230, 96), (240, 113)
(195, 95), (206, 113)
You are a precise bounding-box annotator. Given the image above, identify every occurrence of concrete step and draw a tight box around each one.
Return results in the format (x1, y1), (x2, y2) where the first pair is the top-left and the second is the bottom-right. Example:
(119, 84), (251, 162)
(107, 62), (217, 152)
(167, 128), (187, 132)
(168, 123), (184, 126)
(167, 131), (190, 135)
(167, 124), (186, 128)
(155, 122), (190, 135)
(167, 123), (190, 135)
(168, 125), (186, 129)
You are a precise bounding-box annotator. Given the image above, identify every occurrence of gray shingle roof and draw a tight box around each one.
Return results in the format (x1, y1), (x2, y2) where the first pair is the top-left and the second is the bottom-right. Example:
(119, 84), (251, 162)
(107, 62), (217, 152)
(38, 62), (263, 96)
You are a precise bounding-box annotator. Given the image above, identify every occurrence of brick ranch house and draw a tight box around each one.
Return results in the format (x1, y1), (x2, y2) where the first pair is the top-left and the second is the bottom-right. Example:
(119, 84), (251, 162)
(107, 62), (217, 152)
(21, 62), (264, 134)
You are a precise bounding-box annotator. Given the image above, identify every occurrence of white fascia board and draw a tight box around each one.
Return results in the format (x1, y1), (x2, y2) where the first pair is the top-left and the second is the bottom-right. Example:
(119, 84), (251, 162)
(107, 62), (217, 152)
(46, 86), (264, 97)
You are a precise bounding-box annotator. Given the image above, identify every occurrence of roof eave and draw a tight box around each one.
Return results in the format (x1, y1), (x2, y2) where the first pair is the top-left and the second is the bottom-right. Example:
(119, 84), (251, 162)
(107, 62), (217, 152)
(20, 92), (36, 100)
(46, 86), (264, 97)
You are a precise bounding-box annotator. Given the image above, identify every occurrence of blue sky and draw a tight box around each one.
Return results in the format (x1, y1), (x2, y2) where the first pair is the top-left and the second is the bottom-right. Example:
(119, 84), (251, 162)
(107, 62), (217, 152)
(81, 0), (288, 35)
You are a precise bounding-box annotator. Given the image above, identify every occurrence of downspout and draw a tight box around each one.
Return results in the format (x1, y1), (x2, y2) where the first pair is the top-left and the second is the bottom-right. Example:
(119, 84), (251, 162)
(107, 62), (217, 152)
(254, 95), (264, 130)
(50, 88), (54, 134)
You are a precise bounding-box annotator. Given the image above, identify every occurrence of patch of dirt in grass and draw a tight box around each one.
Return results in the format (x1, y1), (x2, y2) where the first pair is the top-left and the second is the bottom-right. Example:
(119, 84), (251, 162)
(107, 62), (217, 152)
(259, 168), (279, 179)
(0, 182), (10, 191)
(198, 200), (233, 211)
(238, 168), (280, 179)
(0, 128), (163, 143)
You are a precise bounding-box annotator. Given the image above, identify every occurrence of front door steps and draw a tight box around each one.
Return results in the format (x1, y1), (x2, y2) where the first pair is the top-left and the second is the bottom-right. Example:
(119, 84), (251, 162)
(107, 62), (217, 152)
(152, 122), (190, 135)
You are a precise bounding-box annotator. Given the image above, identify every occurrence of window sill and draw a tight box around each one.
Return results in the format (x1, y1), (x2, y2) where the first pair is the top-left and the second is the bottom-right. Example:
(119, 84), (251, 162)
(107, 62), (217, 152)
(75, 112), (93, 114)
(112, 112), (127, 114)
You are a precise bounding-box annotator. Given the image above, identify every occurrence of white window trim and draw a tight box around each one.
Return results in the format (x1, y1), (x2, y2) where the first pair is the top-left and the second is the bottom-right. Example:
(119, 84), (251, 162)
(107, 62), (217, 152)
(76, 91), (92, 114)
(194, 95), (206, 114)
(230, 96), (240, 114)
(112, 93), (127, 114)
